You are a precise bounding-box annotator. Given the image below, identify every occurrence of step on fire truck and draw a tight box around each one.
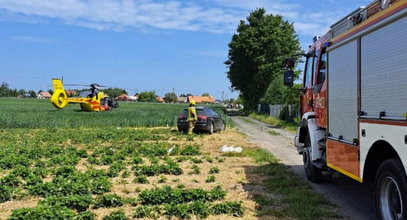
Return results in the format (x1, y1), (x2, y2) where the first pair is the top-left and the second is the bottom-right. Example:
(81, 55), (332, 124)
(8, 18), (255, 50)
(283, 0), (407, 219)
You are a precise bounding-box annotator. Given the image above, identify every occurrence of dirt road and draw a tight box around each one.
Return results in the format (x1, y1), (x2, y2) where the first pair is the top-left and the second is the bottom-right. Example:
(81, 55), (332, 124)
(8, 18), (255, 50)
(232, 116), (376, 220)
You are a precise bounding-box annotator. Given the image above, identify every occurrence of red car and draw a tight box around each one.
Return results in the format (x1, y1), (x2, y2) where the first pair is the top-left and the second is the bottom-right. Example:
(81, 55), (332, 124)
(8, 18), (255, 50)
(177, 107), (226, 134)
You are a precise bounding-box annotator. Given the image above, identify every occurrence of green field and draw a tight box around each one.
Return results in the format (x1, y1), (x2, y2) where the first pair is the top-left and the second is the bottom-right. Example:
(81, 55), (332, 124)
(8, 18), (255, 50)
(0, 98), (230, 129)
(0, 98), (338, 220)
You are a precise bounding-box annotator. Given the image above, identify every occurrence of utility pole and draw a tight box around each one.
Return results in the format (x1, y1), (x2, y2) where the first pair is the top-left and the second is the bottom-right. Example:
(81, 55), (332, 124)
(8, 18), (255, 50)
(222, 91), (224, 102)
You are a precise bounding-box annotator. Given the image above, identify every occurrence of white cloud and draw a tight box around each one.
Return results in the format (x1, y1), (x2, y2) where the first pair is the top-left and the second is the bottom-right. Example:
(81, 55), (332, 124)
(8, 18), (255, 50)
(11, 35), (56, 43)
(0, 0), (370, 38)
(0, 0), (242, 33)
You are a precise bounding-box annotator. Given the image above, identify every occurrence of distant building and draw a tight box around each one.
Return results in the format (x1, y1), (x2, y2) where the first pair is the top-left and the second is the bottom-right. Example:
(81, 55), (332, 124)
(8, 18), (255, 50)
(187, 96), (215, 104)
(156, 96), (164, 103)
(115, 94), (137, 101)
(177, 97), (188, 103)
(65, 90), (76, 97)
(37, 91), (52, 99)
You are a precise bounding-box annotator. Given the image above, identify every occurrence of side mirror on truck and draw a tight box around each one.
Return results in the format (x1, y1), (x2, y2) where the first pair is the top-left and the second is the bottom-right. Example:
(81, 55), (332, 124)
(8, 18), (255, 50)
(283, 58), (295, 68)
(284, 70), (294, 87)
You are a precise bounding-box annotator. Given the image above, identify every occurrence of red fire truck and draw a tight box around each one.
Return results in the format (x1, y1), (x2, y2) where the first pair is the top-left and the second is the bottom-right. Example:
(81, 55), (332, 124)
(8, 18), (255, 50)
(283, 0), (407, 219)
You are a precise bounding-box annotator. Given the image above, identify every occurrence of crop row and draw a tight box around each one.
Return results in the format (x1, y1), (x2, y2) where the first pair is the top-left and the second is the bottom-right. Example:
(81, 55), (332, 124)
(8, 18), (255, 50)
(7, 186), (243, 219)
(0, 141), (201, 170)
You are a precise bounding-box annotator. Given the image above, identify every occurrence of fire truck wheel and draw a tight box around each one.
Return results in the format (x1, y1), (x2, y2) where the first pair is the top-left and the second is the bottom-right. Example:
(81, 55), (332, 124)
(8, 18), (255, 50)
(303, 135), (323, 182)
(375, 159), (407, 220)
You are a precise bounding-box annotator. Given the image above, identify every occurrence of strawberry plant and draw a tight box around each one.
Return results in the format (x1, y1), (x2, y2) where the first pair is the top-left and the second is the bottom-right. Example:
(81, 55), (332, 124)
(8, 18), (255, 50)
(8, 205), (76, 220)
(40, 195), (94, 212)
(94, 194), (124, 208)
(138, 186), (226, 205)
(133, 206), (160, 218)
(0, 185), (12, 202)
(190, 157), (203, 164)
(208, 166), (219, 174)
(190, 165), (200, 174)
(180, 145), (201, 156)
(205, 175), (216, 183)
(75, 211), (96, 220)
(210, 201), (244, 217)
(133, 175), (149, 184)
(102, 209), (127, 220)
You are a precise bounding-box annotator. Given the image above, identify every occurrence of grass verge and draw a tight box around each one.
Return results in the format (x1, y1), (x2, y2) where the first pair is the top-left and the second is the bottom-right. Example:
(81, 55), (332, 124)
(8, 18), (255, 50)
(248, 113), (298, 132)
(245, 148), (341, 220)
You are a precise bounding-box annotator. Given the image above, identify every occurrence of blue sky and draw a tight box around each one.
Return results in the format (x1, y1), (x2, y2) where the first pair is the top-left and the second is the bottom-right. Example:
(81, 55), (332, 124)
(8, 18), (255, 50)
(0, 0), (370, 99)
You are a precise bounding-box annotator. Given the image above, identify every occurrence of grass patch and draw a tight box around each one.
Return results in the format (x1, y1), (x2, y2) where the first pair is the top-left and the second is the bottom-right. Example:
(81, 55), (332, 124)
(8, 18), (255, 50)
(0, 98), (232, 129)
(246, 148), (341, 220)
(248, 113), (298, 132)
(267, 130), (280, 136)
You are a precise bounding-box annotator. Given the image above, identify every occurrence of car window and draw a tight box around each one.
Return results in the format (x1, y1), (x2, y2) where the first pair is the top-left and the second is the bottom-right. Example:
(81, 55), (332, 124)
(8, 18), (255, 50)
(197, 109), (205, 115)
(210, 109), (219, 116)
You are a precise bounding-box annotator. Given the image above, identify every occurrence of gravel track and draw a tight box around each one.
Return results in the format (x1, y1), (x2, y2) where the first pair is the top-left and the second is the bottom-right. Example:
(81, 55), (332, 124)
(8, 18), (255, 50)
(231, 116), (376, 220)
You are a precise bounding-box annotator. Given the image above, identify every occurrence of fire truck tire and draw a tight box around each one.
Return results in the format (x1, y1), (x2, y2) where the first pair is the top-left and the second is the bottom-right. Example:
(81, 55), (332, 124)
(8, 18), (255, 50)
(303, 134), (323, 182)
(375, 159), (407, 220)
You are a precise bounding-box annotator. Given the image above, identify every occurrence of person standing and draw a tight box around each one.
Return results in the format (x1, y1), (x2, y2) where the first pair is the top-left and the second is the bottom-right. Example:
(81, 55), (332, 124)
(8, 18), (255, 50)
(187, 100), (197, 135)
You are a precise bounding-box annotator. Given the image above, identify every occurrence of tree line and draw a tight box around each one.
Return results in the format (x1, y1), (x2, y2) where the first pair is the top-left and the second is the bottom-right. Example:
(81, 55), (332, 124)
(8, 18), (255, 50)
(0, 82), (38, 98)
(0, 82), (212, 104)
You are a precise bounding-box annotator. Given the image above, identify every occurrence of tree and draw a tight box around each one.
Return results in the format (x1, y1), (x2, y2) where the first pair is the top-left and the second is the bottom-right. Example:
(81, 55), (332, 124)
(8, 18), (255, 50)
(201, 93), (210, 97)
(261, 74), (301, 105)
(102, 88), (127, 98)
(0, 82), (10, 97)
(18, 89), (26, 96)
(164, 92), (177, 103)
(179, 93), (192, 97)
(225, 8), (301, 111)
(138, 91), (156, 102)
(28, 90), (36, 98)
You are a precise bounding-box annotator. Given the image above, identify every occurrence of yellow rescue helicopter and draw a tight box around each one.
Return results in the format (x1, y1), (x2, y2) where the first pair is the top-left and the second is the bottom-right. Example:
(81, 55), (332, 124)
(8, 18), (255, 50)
(50, 78), (119, 112)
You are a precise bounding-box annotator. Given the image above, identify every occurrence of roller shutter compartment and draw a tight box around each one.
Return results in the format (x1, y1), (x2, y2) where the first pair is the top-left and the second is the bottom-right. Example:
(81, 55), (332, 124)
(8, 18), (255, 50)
(361, 16), (407, 118)
(328, 40), (358, 142)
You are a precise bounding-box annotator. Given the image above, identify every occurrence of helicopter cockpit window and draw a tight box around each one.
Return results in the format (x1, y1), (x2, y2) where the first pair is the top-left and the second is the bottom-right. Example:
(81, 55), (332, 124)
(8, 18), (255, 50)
(79, 90), (92, 97)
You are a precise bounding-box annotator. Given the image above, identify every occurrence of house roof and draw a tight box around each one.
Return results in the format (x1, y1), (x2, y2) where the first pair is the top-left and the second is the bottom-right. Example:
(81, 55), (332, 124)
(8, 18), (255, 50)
(156, 96), (164, 102)
(65, 90), (76, 96)
(39, 91), (51, 97)
(187, 96), (215, 103)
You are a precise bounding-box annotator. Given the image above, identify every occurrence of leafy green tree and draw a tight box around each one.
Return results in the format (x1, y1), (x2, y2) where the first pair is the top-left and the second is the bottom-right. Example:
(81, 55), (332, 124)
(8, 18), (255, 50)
(0, 82), (10, 97)
(138, 91), (156, 102)
(260, 74), (301, 105)
(102, 88), (127, 98)
(225, 8), (301, 110)
(179, 94), (192, 97)
(164, 92), (177, 103)
(201, 93), (210, 97)
(18, 89), (26, 96)
(28, 90), (37, 98)
(0, 82), (18, 97)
